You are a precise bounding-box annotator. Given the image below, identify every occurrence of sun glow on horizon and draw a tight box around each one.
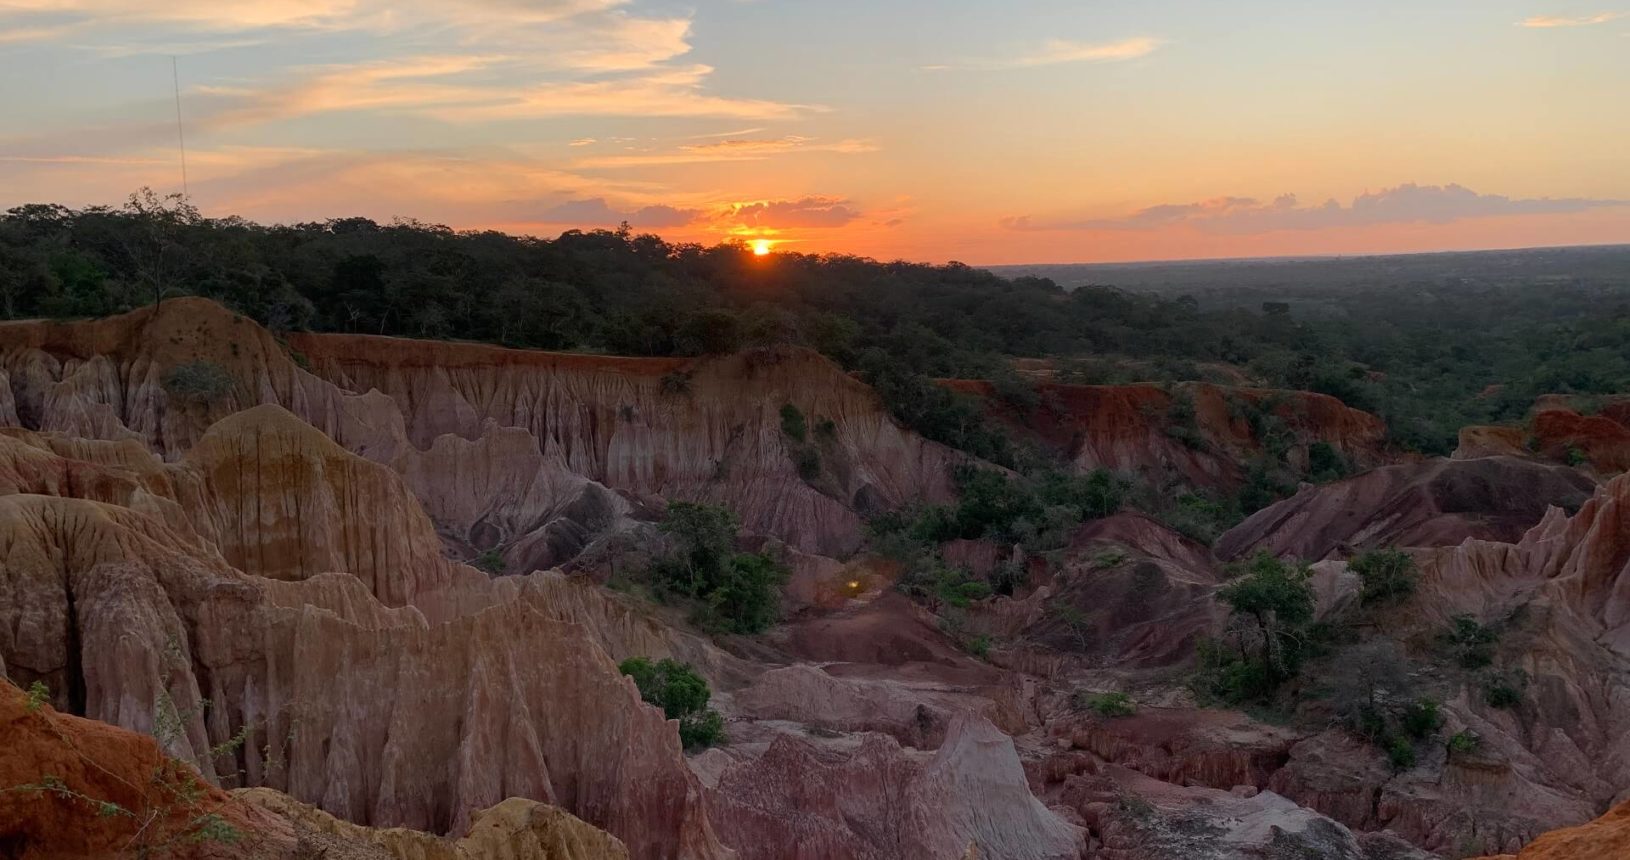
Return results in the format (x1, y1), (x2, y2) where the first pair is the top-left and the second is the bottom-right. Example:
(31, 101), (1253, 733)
(751, 239), (773, 256)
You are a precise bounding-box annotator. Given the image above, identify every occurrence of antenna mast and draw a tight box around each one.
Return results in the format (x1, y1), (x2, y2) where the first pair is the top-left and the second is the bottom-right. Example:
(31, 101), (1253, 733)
(172, 56), (189, 200)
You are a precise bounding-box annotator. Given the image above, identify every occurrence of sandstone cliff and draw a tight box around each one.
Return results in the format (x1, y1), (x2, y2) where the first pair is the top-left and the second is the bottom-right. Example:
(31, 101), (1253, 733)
(0, 409), (728, 858)
(0, 679), (629, 860)
(944, 378), (1388, 490)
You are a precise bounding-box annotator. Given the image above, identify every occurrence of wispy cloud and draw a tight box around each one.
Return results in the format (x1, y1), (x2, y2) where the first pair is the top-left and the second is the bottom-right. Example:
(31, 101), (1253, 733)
(575, 135), (875, 167)
(1518, 11), (1625, 27)
(929, 36), (1165, 71)
(1001, 183), (1630, 233)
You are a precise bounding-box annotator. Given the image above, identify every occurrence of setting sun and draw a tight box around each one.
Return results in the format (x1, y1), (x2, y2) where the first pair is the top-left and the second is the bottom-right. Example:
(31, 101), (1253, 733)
(751, 239), (772, 256)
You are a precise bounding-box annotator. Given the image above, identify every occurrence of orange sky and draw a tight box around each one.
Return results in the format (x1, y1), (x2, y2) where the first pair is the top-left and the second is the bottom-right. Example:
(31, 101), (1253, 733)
(1, 1), (1627, 263)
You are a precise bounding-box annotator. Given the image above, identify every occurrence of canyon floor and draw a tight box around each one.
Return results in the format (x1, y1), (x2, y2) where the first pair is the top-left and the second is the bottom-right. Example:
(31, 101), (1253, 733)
(3, 299), (1630, 859)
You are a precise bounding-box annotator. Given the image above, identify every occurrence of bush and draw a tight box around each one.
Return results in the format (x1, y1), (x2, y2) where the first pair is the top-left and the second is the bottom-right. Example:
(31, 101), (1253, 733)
(1483, 671), (1524, 708)
(779, 403), (808, 441)
(1566, 447), (1588, 467)
(472, 549), (506, 575)
(617, 657), (726, 751)
(1076, 691), (1136, 717)
(1447, 730), (1480, 756)
(649, 501), (787, 634)
(966, 635), (992, 659)
(1400, 698), (1443, 739)
(1443, 615), (1498, 668)
(1307, 441), (1348, 482)
(1351, 548), (1417, 606)
(1386, 736), (1416, 770)
(161, 360), (234, 406)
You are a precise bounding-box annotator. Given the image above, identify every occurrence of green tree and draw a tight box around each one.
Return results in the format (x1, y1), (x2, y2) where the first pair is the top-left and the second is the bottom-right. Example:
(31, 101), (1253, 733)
(1351, 548), (1417, 606)
(1217, 552), (1314, 683)
(617, 658), (726, 750)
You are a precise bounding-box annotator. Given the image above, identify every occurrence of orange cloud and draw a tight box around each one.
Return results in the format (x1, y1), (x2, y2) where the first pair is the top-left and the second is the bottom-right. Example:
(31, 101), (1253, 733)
(1518, 11), (1624, 27)
(574, 136), (876, 167)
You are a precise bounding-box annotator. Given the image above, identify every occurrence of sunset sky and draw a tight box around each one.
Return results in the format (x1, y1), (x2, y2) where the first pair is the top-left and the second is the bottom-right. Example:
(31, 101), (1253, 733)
(2, 0), (1627, 263)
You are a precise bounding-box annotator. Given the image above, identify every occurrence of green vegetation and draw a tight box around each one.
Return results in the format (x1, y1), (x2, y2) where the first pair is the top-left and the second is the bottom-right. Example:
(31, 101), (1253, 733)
(1443, 616), (1499, 669)
(1195, 553), (1317, 704)
(1483, 670), (1525, 709)
(472, 548), (506, 575)
(160, 360), (234, 407)
(617, 658), (726, 750)
(1447, 730), (1481, 756)
(873, 464), (1126, 554)
(5, 652), (250, 853)
(24, 680), (48, 713)
(1076, 691), (1137, 717)
(1351, 548), (1417, 606)
(648, 501), (787, 634)
(779, 403), (808, 441)
(1566, 446), (1589, 467)
(13, 198), (1630, 462)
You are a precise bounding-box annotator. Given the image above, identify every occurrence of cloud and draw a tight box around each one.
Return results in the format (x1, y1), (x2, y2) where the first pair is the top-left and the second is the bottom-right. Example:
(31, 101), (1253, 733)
(568, 138), (596, 147)
(1518, 11), (1625, 27)
(1002, 183), (1630, 234)
(431, 65), (821, 121)
(722, 197), (862, 230)
(575, 135), (876, 167)
(537, 197), (702, 228)
(929, 36), (1164, 71)
(0, 0), (806, 128)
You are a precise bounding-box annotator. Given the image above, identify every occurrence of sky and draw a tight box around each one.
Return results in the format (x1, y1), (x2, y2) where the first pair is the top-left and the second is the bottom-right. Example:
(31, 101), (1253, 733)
(1, 0), (1627, 264)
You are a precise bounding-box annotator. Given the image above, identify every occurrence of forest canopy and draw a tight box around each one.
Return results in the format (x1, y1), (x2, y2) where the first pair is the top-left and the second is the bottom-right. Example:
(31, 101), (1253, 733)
(5, 192), (1630, 457)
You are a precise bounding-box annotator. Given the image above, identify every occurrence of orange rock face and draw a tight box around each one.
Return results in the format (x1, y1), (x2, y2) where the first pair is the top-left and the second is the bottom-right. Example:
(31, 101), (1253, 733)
(1456, 398), (1630, 475)
(0, 679), (292, 859)
(1476, 799), (1630, 859)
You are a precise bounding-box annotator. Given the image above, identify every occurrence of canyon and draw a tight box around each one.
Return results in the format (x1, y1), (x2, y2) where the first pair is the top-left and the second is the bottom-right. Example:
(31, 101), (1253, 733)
(2, 298), (1628, 859)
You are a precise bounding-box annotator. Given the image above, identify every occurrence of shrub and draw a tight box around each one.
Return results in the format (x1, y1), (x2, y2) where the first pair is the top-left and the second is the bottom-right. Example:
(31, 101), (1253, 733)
(1386, 736), (1416, 770)
(1566, 447), (1588, 467)
(161, 360), (234, 406)
(815, 418), (837, 439)
(24, 680), (49, 713)
(1164, 391), (1207, 450)
(1307, 441), (1348, 481)
(1076, 691), (1136, 717)
(1483, 671), (1524, 709)
(650, 501), (787, 634)
(966, 635), (992, 659)
(1351, 548), (1417, 606)
(1447, 730), (1480, 756)
(1400, 698), (1443, 739)
(617, 657), (726, 751)
(779, 403), (808, 441)
(1444, 615), (1498, 668)
(472, 549), (506, 575)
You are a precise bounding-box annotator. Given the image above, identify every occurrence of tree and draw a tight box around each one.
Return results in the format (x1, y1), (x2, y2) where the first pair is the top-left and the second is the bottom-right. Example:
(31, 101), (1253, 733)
(1217, 552), (1314, 682)
(161, 360), (235, 408)
(1351, 548), (1417, 606)
(651, 501), (787, 634)
(618, 658), (726, 750)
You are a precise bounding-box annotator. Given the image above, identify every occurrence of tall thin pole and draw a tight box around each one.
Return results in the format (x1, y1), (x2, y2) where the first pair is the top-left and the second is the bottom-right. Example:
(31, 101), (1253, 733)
(172, 56), (189, 199)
